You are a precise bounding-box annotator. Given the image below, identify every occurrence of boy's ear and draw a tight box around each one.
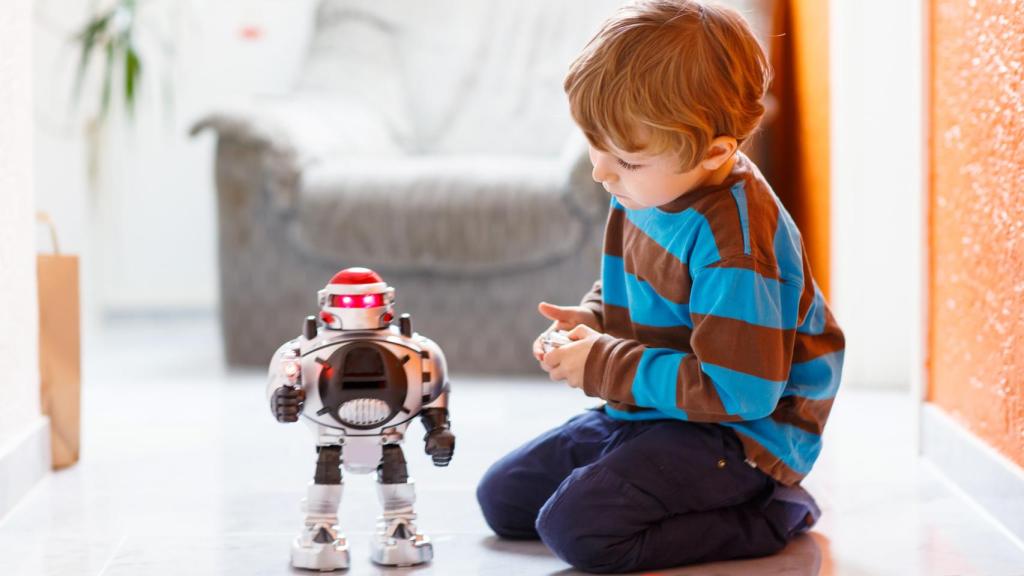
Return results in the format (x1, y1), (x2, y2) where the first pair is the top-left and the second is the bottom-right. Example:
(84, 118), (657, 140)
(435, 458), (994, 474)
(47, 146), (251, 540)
(700, 136), (738, 170)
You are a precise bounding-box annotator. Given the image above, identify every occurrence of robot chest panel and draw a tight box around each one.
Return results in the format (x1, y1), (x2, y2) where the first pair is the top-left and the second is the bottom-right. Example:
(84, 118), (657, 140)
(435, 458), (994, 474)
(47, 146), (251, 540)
(302, 338), (424, 431)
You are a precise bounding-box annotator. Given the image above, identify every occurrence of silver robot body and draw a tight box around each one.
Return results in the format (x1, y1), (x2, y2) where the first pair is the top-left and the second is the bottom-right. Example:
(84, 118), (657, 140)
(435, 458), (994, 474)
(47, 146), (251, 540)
(266, 268), (451, 569)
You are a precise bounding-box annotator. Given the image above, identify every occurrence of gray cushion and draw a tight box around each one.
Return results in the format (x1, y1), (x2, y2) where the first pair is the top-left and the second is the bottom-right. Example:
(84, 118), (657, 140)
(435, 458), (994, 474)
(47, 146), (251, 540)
(290, 155), (592, 274)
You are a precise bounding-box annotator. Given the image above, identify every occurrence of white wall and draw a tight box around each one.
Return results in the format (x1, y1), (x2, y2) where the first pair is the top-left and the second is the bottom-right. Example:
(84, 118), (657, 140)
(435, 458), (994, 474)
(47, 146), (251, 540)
(33, 0), (316, 317)
(829, 0), (925, 389)
(0, 0), (41, 444)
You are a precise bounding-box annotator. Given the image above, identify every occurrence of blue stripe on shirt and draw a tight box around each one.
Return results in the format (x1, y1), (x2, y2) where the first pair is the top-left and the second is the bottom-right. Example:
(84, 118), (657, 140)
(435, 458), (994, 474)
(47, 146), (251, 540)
(783, 350), (844, 400)
(603, 405), (671, 421)
(631, 349), (689, 419)
(730, 182), (751, 255)
(624, 207), (720, 268)
(689, 267), (802, 330)
(702, 361), (786, 419)
(603, 254), (692, 328)
(773, 203), (804, 284)
(602, 255), (629, 309)
(797, 283), (827, 335)
(624, 272), (691, 327)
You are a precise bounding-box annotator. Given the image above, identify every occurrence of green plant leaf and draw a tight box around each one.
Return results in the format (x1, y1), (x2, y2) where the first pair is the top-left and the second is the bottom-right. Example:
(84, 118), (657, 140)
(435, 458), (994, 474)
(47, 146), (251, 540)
(100, 40), (115, 120)
(71, 12), (113, 105)
(124, 45), (142, 117)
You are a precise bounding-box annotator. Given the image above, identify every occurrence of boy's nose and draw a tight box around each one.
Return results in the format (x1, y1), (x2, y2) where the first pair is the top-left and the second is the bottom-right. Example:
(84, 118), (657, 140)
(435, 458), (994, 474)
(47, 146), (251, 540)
(591, 162), (619, 186)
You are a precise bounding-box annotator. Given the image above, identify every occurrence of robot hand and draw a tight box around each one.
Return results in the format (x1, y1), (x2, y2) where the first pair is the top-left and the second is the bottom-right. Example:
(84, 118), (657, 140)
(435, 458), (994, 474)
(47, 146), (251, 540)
(271, 386), (305, 423)
(424, 428), (455, 467)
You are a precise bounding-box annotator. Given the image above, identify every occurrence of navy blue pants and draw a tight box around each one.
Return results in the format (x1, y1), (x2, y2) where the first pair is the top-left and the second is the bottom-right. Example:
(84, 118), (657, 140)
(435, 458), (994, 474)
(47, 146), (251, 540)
(476, 408), (818, 573)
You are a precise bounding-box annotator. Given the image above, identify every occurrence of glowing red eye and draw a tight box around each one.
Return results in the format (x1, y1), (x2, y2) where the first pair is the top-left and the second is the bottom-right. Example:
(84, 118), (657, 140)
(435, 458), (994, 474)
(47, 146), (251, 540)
(330, 293), (383, 308)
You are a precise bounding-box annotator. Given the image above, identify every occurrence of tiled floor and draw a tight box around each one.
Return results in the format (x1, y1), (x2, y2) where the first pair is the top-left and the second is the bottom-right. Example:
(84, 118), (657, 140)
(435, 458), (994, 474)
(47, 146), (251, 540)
(2, 316), (1023, 575)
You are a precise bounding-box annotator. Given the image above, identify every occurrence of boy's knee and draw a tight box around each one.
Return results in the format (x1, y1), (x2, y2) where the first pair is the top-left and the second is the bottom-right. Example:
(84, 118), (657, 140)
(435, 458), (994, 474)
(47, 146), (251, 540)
(476, 461), (538, 539)
(536, 468), (641, 573)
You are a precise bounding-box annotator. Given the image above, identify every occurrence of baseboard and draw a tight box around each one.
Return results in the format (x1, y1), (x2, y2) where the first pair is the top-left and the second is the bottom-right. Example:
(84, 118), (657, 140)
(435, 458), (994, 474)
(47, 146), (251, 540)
(0, 417), (51, 523)
(921, 404), (1024, 544)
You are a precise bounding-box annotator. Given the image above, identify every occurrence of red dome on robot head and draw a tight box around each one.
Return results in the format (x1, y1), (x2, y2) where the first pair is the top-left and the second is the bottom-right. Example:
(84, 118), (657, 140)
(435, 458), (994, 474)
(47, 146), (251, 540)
(317, 267), (395, 331)
(329, 267), (383, 286)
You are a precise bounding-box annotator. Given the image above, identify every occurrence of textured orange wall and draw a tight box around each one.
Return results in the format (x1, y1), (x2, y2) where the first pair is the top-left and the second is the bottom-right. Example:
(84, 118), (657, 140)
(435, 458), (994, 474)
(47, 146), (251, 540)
(928, 0), (1024, 467)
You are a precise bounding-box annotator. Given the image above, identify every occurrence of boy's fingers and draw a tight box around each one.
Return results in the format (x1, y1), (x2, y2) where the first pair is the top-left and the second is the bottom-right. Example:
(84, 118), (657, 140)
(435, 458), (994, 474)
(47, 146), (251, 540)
(533, 345), (545, 362)
(540, 348), (562, 372)
(548, 365), (565, 382)
(538, 302), (573, 322)
(567, 324), (596, 339)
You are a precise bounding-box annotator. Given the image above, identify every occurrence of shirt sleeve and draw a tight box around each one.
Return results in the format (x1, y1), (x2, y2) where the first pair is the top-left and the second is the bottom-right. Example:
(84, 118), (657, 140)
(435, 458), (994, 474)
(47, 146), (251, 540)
(578, 279), (604, 331)
(581, 256), (799, 422)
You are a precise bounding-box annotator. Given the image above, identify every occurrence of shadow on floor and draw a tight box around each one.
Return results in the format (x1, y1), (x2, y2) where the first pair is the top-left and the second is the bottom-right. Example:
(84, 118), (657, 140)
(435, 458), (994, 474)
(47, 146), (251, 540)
(480, 532), (827, 576)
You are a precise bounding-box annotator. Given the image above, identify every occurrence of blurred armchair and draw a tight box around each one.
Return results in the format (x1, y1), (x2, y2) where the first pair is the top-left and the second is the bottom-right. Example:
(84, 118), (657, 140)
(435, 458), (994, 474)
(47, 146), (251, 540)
(192, 0), (620, 372)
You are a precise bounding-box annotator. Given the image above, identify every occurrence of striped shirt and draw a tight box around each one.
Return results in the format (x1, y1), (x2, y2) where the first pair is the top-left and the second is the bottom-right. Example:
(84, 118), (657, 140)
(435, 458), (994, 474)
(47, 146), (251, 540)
(580, 152), (845, 486)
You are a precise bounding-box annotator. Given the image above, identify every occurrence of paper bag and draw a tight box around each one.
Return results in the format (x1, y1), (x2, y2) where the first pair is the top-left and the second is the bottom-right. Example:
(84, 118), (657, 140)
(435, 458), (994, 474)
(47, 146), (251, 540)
(37, 212), (81, 469)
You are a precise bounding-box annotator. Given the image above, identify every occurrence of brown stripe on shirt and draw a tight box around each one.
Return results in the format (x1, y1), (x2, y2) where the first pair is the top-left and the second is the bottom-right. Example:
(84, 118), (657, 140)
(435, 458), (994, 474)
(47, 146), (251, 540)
(606, 400), (644, 413)
(690, 314), (796, 382)
(691, 188), (747, 260)
(703, 255), (783, 282)
(792, 308), (846, 364)
(579, 280), (605, 330)
(604, 207), (626, 258)
(771, 395), (835, 436)
(746, 183), (783, 267)
(622, 218), (694, 303)
(687, 155), (783, 267)
(603, 303), (634, 340)
(604, 305), (694, 354)
(583, 334), (643, 406)
(632, 323), (694, 354)
(677, 355), (746, 422)
(795, 253), (817, 326)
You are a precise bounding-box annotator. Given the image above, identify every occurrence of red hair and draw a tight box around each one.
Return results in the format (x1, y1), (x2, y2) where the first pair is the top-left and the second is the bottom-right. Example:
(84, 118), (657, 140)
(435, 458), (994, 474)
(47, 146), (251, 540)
(565, 0), (771, 171)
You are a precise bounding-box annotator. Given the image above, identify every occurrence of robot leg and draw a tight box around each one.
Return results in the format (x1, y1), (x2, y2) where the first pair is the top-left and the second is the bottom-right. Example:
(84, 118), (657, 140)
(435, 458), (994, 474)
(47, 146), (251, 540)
(291, 445), (351, 571)
(370, 443), (434, 566)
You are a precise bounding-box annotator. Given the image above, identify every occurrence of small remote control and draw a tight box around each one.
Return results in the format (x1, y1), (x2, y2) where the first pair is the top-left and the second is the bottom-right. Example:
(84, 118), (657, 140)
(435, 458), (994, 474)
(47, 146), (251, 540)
(542, 330), (573, 354)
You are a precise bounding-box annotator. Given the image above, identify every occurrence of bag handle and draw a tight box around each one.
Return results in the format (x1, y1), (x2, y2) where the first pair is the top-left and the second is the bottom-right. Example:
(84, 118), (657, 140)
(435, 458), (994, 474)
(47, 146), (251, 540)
(36, 211), (61, 255)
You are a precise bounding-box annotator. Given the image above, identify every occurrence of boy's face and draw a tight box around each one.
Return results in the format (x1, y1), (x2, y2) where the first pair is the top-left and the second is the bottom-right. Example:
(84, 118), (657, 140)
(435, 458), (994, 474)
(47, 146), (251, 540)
(588, 140), (730, 210)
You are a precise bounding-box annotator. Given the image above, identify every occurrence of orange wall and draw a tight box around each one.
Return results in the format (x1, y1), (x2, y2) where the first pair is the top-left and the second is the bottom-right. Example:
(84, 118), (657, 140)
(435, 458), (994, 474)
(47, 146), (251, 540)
(790, 0), (830, 299)
(767, 0), (831, 298)
(928, 0), (1024, 467)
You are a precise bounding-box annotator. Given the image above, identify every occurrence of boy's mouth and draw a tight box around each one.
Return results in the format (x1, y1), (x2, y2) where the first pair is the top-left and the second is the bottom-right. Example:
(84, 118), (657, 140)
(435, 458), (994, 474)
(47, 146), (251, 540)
(603, 183), (628, 199)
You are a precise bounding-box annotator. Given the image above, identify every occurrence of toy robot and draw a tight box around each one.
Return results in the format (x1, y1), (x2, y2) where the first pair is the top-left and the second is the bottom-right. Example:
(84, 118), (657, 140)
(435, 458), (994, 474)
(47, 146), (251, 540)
(266, 267), (455, 570)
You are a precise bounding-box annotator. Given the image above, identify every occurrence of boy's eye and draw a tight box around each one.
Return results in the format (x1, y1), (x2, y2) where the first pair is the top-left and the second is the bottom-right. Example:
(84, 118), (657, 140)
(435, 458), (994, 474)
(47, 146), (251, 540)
(616, 158), (642, 171)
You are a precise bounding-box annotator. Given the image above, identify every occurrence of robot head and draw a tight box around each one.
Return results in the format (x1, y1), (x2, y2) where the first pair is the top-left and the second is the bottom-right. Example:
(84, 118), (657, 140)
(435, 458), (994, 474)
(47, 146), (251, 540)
(317, 267), (396, 331)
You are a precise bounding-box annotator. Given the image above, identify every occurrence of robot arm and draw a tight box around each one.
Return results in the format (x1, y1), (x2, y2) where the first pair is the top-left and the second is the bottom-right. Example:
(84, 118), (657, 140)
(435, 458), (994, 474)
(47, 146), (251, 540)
(420, 386), (454, 467)
(267, 341), (306, 423)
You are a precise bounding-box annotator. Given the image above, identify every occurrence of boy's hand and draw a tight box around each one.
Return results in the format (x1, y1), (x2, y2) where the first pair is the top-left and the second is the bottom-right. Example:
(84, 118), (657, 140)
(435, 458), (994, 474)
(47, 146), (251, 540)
(540, 324), (601, 389)
(532, 302), (601, 362)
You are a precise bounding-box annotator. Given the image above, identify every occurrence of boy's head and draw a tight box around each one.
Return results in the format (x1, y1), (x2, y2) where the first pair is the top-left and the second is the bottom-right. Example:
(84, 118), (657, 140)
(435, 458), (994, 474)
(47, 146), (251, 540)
(565, 0), (770, 209)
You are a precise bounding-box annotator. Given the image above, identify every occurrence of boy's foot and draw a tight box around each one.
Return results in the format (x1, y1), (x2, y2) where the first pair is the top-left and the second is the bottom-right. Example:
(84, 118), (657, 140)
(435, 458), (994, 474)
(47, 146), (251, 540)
(767, 484), (821, 537)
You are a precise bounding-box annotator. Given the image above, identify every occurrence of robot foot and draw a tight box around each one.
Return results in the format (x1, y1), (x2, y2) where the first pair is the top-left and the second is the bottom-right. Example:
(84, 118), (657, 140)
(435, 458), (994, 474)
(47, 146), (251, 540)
(291, 523), (350, 571)
(370, 519), (433, 567)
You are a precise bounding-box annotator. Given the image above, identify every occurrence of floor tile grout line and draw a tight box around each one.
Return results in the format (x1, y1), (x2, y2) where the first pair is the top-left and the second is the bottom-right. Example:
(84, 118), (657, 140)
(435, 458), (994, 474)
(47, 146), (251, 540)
(96, 533), (128, 576)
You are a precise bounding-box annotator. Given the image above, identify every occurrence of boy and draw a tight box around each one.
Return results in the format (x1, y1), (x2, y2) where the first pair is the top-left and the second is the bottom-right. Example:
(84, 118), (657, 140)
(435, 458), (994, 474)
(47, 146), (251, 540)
(476, 0), (845, 573)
